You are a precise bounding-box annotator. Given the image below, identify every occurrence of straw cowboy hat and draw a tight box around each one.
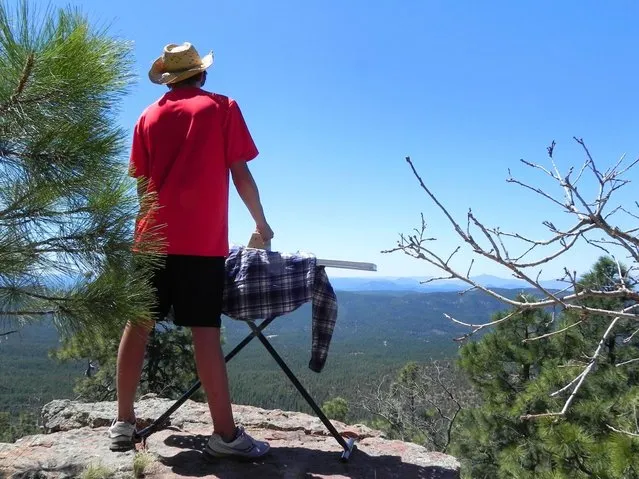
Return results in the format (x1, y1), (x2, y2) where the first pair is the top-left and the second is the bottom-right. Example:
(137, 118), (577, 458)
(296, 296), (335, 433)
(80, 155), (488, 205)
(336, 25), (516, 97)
(148, 42), (214, 85)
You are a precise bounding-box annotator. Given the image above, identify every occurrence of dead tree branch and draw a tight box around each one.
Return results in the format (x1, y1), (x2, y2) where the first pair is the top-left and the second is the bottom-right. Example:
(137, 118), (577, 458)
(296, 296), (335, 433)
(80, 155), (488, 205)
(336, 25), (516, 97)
(389, 138), (639, 420)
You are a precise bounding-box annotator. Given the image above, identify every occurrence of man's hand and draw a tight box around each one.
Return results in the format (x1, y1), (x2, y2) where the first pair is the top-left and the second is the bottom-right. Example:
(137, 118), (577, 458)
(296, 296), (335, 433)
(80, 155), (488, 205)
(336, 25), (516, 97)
(256, 222), (274, 241)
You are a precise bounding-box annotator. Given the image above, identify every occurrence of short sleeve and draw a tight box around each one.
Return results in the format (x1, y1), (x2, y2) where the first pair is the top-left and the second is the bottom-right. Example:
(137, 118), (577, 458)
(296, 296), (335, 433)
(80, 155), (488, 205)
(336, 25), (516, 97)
(224, 99), (259, 165)
(129, 116), (149, 178)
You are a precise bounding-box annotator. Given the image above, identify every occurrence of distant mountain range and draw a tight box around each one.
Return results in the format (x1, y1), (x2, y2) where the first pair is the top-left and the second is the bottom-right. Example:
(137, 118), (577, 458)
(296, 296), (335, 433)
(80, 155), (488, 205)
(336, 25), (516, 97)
(15, 271), (566, 296)
(327, 274), (566, 292)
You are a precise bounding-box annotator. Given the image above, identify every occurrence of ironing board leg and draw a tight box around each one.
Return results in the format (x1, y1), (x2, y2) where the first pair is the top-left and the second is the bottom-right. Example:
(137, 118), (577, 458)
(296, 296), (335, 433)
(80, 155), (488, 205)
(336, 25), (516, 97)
(246, 321), (357, 461)
(135, 317), (277, 441)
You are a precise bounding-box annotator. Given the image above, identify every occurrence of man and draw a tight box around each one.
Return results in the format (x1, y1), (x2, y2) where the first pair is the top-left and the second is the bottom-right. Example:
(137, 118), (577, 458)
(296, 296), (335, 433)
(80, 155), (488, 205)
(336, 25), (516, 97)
(108, 42), (274, 459)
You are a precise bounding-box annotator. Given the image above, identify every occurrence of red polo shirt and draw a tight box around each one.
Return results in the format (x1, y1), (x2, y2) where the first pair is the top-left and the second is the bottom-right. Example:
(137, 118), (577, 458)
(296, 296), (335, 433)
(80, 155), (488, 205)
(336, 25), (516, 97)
(129, 87), (258, 257)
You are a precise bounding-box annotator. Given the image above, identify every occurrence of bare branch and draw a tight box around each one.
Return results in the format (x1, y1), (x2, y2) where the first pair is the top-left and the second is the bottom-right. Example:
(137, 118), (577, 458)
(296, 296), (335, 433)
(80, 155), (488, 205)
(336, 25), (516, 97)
(445, 308), (519, 330)
(617, 207), (639, 221)
(615, 358), (639, 368)
(469, 210), (501, 259)
(446, 246), (461, 266)
(466, 258), (474, 279)
(615, 256), (627, 290)
(394, 143), (639, 420)
(420, 275), (454, 285)
(521, 315), (620, 420)
(615, 156), (639, 178)
(404, 157), (470, 244)
(522, 320), (583, 343)
(606, 424), (639, 438)
(623, 327), (639, 344)
(573, 158), (590, 186)
(507, 175), (568, 211)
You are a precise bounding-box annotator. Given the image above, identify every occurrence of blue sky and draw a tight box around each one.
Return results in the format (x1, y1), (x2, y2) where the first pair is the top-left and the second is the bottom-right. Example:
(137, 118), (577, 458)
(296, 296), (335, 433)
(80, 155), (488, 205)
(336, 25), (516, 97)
(46, 0), (639, 279)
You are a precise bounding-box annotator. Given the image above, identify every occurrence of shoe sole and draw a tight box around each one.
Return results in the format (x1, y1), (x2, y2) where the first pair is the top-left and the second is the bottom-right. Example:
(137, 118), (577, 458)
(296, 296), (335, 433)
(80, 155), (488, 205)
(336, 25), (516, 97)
(203, 446), (271, 462)
(110, 440), (135, 452)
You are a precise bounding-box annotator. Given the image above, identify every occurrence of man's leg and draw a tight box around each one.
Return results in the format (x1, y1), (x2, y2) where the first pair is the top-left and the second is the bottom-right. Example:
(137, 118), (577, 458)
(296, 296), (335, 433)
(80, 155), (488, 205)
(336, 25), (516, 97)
(191, 326), (236, 441)
(115, 319), (154, 423)
(177, 257), (270, 458)
(114, 254), (168, 425)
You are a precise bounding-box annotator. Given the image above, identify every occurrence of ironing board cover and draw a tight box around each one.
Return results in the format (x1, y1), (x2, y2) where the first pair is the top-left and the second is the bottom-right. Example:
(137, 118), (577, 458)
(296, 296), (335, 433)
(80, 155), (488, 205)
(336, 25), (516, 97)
(222, 246), (338, 372)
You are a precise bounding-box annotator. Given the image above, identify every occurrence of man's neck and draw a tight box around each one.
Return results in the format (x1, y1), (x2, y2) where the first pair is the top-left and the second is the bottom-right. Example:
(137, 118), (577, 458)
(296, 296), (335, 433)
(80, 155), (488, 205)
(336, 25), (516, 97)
(169, 85), (201, 90)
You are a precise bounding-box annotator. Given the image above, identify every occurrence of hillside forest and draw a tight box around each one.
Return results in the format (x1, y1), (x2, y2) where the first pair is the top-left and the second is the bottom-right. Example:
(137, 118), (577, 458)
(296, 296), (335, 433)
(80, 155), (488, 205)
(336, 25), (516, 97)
(4, 257), (639, 478)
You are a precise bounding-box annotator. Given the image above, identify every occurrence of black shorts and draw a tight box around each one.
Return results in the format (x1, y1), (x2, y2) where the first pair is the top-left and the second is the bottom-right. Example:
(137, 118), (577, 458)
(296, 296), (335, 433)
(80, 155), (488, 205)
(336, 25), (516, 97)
(144, 254), (225, 328)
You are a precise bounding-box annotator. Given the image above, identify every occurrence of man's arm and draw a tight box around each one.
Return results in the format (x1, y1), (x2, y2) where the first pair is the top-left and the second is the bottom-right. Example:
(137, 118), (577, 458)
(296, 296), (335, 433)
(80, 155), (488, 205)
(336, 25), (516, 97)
(229, 161), (274, 240)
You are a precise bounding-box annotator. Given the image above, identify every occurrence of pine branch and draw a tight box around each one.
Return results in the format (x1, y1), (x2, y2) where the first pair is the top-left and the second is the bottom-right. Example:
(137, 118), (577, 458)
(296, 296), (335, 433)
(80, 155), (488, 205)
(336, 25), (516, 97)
(0, 52), (34, 112)
(0, 329), (18, 338)
(1, 309), (57, 315)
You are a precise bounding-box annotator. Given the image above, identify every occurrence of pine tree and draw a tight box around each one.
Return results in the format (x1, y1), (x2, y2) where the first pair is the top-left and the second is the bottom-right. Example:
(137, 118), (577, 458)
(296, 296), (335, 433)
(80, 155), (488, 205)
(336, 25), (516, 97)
(0, 410), (37, 442)
(321, 397), (349, 422)
(527, 256), (639, 478)
(0, 0), (159, 338)
(451, 258), (639, 478)
(451, 296), (556, 478)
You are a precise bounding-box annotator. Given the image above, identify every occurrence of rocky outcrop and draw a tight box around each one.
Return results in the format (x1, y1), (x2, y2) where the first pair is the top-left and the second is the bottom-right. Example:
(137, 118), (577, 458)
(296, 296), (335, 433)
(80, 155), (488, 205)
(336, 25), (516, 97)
(0, 396), (460, 478)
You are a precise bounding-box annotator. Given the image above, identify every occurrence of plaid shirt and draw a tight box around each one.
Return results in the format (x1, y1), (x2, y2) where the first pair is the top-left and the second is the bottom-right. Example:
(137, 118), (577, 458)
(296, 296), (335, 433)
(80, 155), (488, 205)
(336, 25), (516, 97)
(222, 246), (338, 373)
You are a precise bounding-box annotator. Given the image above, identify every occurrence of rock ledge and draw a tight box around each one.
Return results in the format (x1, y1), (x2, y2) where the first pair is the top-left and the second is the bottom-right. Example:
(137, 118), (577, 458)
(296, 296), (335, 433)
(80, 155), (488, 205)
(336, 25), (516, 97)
(1, 397), (460, 478)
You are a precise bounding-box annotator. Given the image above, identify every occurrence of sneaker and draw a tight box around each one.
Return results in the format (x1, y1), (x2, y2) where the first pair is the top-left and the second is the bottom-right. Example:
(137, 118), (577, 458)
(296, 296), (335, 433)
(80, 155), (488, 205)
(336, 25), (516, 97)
(109, 419), (136, 451)
(204, 425), (270, 459)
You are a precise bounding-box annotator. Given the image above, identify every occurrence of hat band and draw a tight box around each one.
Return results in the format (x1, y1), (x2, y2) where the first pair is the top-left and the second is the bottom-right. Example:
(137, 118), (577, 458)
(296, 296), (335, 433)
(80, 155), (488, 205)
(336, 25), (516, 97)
(164, 64), (203, 73)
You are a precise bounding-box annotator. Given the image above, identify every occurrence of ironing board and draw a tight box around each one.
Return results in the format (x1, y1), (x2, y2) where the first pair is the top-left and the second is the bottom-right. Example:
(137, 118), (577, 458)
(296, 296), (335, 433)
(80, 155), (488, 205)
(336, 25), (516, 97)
(135, 251), (377, 462)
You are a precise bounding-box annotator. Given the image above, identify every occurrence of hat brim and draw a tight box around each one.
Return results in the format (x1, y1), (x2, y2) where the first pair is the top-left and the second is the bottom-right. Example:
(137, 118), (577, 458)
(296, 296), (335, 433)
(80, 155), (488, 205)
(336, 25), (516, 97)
(148, 51), (214, 85)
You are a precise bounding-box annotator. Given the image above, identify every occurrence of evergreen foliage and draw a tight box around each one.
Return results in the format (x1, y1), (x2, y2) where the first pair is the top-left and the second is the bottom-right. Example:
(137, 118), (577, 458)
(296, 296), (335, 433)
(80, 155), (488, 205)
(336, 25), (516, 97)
(451, 257), (639, 478)
(0, 0), (159, 339)
(321, 396), (348, 422)
(0, 410), (38, 442)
